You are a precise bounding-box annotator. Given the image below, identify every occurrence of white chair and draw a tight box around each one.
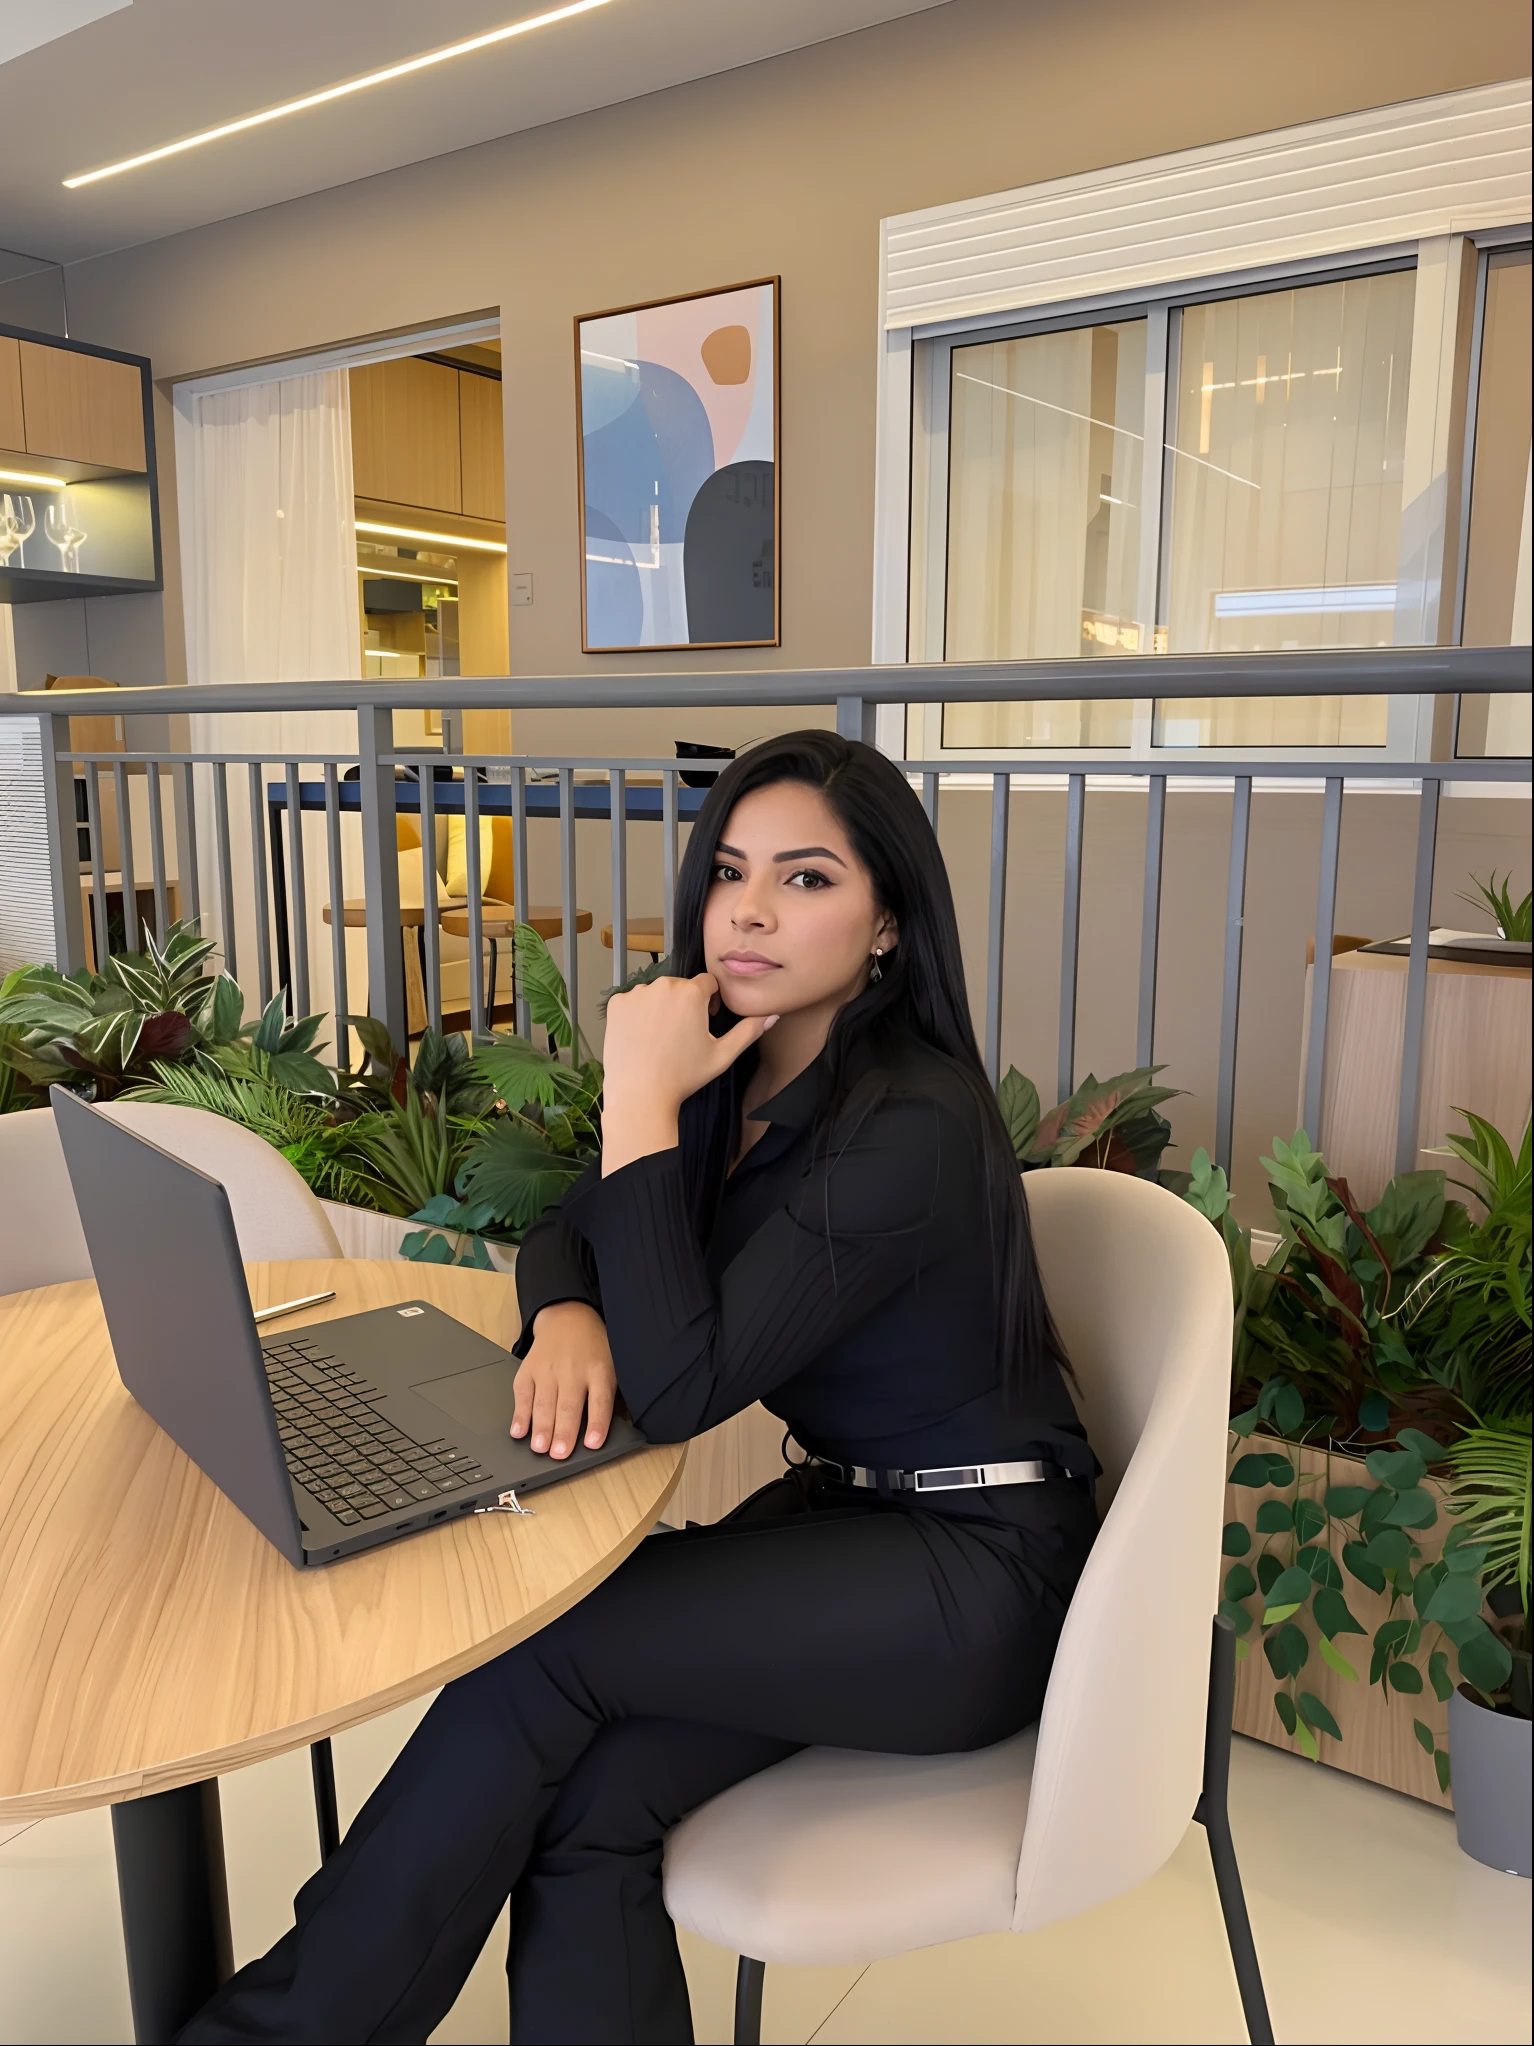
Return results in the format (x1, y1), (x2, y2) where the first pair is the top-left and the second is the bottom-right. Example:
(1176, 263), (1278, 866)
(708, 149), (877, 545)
(0, 1101), (341, 1296)
(663, 1170), (1273, 2045)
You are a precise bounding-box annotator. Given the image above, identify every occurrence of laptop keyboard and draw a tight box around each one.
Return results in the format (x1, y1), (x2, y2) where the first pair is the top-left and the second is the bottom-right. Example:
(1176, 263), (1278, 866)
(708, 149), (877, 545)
(262, 1336), (488, 1528)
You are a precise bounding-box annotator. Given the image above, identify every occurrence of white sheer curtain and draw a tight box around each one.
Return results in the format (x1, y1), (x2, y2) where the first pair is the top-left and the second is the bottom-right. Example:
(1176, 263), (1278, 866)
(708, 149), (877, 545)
(179, 370), (361, 1024)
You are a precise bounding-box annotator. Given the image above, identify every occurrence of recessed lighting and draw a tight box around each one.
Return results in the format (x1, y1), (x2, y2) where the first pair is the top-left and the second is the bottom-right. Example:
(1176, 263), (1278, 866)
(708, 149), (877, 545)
(63, 0), (611, 189)
(0, 468), (68, 491)
(357, 566), (459, 588)
(357, 520), (506, 554)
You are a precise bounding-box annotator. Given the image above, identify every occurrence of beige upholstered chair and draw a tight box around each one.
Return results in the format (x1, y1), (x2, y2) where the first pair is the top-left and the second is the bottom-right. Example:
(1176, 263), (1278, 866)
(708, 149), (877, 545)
(0, 1101), (340, 1296)
(663, 1169), (1272, 2044)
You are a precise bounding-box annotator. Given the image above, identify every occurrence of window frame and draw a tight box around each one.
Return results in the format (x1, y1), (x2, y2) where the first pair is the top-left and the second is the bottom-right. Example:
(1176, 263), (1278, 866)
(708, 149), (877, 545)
(902, 233), (1530, 767)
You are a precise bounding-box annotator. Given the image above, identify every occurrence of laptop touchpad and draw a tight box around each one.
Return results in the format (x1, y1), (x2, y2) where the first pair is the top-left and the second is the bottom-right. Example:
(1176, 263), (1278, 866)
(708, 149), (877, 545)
(412, 1362), (518, 1438)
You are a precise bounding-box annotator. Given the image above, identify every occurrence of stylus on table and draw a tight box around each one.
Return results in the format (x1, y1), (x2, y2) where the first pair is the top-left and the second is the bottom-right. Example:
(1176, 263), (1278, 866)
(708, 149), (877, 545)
(253, 1290), (337, 1326)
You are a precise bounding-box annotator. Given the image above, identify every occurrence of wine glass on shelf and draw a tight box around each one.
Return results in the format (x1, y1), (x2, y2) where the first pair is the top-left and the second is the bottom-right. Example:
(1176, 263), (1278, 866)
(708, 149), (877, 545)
(1, 492), (36, 568)
(45, 495), (86, 572)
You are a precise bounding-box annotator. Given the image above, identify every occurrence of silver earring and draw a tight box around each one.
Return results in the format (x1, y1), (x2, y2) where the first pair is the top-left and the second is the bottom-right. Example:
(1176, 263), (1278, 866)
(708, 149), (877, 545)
(870, 948), (884, 983)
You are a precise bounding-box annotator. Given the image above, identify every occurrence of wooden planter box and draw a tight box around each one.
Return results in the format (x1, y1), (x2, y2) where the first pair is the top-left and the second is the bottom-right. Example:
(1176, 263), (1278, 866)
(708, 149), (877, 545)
(1226, 1438), (1455, 1809)
(321, 1199), (518, 1273)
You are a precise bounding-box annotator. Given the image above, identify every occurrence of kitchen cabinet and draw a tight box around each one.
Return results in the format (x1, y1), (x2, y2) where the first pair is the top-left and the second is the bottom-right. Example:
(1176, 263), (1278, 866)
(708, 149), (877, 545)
(350, 358), (462, 513)
(17, 339), (146, 471)
(1, 323), (160, 603)
(458, 372), (504, 522)
(0, 337), (24, 454)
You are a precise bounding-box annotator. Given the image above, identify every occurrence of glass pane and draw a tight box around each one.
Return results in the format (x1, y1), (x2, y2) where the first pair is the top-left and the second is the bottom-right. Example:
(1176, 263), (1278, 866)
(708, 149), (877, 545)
(1157, 270), (1415, 747)
(1458, 248), (1532, 759)
(942, 321), (1145, 747)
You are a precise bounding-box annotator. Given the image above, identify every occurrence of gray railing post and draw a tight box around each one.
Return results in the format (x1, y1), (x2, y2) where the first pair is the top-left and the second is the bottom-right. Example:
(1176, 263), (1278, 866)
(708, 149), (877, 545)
(1395, 777), (1441, 1175)
(37, 711), (87, 974)
(1213, 777), (1253, 1177)
(356, 703), (406, 1059)
(836, 695), (876, 743)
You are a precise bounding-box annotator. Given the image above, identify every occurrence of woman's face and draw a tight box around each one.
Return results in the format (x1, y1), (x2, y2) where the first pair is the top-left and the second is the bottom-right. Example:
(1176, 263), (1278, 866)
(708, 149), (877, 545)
(702, 781), (898, 1019)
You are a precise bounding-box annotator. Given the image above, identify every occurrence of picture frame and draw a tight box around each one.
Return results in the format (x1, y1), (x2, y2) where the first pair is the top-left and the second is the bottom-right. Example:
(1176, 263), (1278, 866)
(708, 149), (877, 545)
(575, 276), (780, 653)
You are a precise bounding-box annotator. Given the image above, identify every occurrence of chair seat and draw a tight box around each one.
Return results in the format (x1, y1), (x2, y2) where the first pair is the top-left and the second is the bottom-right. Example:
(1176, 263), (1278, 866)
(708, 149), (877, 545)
(662, 1729), (1035, 1968)
(438, 901), (593, 940)
(600, 920), (666, 953)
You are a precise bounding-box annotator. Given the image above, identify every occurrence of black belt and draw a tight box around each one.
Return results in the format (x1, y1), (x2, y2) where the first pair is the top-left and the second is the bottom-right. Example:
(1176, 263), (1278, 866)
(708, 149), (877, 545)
(806, 1453), (1073, 1495)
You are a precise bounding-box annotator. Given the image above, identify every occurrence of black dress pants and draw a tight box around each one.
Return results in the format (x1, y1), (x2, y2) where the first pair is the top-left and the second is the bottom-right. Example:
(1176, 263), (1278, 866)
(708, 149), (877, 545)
(180, 1471), (1096, 2046)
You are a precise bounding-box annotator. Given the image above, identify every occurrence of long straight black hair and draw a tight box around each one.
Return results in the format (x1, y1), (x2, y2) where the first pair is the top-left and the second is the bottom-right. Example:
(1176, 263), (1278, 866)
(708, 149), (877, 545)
(667, 729), (1067, 1407)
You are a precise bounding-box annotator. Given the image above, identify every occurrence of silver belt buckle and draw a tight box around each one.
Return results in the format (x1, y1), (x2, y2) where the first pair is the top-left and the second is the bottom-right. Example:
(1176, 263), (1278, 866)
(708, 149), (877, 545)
(912, 1466), (983, 1493)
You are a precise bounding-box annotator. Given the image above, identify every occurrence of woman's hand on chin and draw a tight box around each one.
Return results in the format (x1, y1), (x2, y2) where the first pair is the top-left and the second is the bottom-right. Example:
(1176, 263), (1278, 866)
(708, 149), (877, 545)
(512, 1301), (618, 1456)
(600, 972), (775, 1174)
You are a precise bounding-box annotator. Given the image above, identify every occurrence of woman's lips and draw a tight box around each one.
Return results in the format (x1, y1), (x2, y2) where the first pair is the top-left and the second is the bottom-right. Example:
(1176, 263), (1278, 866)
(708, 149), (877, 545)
(719, 953), (781, 976)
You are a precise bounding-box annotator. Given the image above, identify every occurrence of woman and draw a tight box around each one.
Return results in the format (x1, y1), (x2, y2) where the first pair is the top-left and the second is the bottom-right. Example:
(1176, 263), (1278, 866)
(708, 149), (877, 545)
(185, 732), (1097, 2045)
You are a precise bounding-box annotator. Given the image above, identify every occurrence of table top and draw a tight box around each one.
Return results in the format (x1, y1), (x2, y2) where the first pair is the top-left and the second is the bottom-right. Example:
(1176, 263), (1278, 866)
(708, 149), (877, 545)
(0, 1260), (684, 1822)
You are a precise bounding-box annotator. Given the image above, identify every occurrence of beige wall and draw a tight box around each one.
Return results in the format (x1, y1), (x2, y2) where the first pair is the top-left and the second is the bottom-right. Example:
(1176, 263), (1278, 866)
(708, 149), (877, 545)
(58, 0), (1531, 712)
(47, 0), (1532, 1215)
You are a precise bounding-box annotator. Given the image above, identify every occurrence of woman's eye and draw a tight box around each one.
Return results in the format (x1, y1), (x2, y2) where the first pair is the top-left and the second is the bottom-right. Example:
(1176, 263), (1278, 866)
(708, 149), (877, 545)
(785, 868), (831, 890)
(712, 863), (743, 884)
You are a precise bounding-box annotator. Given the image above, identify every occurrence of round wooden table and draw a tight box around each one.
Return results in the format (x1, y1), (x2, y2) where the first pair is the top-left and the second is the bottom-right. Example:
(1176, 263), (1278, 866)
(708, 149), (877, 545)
(0, 1259), (683, 2040)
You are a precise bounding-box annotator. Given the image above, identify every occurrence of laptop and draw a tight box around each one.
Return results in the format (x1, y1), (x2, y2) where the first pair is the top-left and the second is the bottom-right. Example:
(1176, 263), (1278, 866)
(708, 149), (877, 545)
(51, 1086), (646, 1568)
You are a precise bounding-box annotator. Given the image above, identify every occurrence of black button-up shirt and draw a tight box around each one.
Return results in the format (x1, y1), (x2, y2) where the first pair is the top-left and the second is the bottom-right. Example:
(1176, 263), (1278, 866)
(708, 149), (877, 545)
(513, 1034), (1092, 1480)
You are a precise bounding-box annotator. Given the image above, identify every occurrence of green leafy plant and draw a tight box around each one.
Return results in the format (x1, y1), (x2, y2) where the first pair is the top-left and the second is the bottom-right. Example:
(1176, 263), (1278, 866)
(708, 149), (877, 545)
(1220, 1428), (1515, 1784)
(1457, 870), (1533, 942)
(399, 1193), (499, 1269)
(346, 1084), (486, 1220)
(0, 1020), (43, 1115)
(458, 926), (602, 1234)
(1214, 1129), (1472, 1442)
(997, 1064), (1183, 1176)
(125, 1060), (383, 1208)
(1406, 1114), (1533, 1418)
(0, 922), (246, 1098)
(1442, 1415), (1532, 1717)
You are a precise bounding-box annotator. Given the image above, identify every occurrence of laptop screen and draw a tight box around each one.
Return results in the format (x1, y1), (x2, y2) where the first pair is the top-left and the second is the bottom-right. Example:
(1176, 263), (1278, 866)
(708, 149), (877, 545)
(50, 1088), (304, 1566)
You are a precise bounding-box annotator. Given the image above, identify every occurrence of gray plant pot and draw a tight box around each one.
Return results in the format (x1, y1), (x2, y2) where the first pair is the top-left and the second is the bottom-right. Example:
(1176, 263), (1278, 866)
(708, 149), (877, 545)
(1448, 1685), (1532, 1879)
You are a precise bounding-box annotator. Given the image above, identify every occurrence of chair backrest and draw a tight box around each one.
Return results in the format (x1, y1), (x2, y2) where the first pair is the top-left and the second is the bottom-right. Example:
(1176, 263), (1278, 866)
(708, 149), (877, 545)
(0, 1102), (341, 1296)
(1010, 1169), (1231, 1934)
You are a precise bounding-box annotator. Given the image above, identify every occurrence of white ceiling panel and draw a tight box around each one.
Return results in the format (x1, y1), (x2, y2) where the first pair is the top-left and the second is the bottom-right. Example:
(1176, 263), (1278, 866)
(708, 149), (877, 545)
(0, 0), (951, 264)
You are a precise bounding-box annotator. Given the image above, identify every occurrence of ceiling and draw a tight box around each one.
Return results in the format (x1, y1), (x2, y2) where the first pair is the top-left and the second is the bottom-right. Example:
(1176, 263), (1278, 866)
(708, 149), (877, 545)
(1, 0), (951, 266)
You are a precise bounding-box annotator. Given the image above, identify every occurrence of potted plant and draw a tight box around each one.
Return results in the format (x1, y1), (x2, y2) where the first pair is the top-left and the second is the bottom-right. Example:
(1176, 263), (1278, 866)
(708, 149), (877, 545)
(1190, 1112), (1530, 1823)
(1441, 1416), (1531, 1876)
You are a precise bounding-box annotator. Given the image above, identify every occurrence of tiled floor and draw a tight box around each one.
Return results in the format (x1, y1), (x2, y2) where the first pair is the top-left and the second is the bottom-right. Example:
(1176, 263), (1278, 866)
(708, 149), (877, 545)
(1, 1705), (1528, 2045)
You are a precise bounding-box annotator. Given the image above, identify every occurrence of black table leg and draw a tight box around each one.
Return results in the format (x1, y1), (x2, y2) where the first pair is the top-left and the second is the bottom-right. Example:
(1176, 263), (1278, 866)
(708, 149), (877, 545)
(310, 1738), (341, 1860)
(112, 1780), (233, 2044)
(268, 799), (292, 1015)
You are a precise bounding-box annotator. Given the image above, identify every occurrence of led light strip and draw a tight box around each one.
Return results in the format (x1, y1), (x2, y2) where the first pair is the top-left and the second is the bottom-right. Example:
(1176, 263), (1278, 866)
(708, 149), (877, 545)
(0, 468), (68, 491)
(357, 520), (506, 554)
(63, 0), (611, 189)
(357, 566), (460, 588)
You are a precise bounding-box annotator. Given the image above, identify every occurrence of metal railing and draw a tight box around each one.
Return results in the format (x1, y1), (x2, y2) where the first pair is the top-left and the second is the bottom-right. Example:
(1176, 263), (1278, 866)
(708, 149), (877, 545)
(3, 645), (1528, 1182)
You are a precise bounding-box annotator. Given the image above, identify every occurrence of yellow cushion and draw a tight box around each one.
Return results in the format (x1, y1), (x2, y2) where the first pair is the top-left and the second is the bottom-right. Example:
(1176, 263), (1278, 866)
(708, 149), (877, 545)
(445, 816), (496, 899)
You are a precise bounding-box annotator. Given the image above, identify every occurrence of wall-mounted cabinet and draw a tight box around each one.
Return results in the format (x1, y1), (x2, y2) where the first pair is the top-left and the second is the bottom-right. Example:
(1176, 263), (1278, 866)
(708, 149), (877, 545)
(349, 357), (503, 520)
(0, 323), (161, 604)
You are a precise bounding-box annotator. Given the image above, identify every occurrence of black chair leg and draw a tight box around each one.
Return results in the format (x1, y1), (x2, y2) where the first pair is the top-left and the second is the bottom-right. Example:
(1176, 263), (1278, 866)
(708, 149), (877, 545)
(734, 1955), (765, 2046)
(1194, 1616), (1275, 2045)
(310, 1738), (340, 1861)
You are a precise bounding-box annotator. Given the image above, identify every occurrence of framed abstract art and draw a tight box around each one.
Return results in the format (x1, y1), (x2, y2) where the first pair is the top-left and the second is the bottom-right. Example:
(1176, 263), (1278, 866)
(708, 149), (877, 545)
(575, 277), (779, 652)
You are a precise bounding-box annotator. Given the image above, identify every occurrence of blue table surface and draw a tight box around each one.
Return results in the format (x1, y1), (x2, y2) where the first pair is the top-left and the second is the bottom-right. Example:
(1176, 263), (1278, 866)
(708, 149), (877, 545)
(266, 778), (709, 820)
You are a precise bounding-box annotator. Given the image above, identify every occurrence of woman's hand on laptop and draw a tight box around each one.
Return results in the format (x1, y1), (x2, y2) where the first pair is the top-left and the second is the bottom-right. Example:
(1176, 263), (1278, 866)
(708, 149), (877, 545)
(511, 1301), (618, 1458)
